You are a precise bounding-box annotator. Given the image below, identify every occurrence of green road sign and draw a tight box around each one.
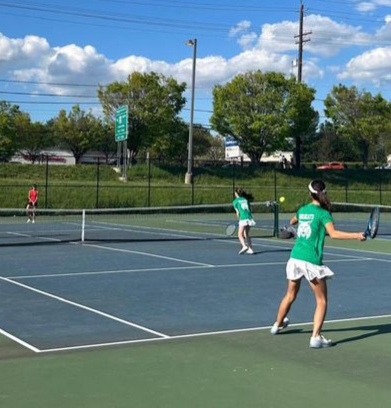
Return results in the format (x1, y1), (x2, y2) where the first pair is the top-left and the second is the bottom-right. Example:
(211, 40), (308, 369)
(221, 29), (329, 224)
(115, 106), (128, 142)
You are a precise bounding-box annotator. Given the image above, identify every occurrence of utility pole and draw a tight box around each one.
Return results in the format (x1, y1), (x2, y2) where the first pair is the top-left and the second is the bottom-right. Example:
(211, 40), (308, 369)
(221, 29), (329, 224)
(294, 1), (311, 168)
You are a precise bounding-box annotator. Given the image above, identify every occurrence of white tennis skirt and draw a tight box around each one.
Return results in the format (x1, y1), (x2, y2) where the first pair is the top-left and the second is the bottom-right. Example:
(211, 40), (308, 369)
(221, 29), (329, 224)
(239, 219), (256, 227)
(286, 258), (334, 282)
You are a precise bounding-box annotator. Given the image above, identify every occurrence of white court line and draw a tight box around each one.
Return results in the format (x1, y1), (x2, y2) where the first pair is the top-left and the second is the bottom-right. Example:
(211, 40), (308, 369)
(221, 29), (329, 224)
(6, 257), (371, 280)
(0, 276), (169, 340)
(82, 243), (213, 267)
(259, 236), (391, 258)
(37, 313), (391, 353)
(0, 327), (40, 353)
(7, 231), (64, 243)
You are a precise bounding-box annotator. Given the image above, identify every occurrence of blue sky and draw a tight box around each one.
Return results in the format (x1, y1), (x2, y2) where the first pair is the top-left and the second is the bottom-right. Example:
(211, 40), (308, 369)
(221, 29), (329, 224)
(2, 0), (391, 126)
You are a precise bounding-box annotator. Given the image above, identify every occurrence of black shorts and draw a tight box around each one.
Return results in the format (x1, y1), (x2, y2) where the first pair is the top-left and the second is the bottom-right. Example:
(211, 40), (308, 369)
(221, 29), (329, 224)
(27, 201), (37, 208)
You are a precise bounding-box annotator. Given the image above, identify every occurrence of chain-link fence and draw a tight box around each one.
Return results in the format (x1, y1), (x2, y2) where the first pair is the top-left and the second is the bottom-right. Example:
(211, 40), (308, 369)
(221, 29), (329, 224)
(0, 156), (390, 209)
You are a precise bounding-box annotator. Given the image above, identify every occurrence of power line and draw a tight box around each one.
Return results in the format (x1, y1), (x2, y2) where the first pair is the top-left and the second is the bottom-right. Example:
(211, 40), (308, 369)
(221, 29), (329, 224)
(0, 1), (234, 32)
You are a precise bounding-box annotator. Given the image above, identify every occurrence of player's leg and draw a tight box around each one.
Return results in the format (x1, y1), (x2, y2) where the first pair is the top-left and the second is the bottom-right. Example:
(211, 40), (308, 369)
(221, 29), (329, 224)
(237, 224), (248, 254)
(309, 278), (327, 336)
(31, 204), (36, 223)
(274, 279), (301, 327)
(26, 203), (32, 222)
(244, 225), (254, 254)
(308, 278), (332, 348)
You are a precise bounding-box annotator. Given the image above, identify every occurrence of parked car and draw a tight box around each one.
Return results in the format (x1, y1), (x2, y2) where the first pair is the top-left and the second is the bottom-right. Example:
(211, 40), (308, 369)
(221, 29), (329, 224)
(375, 163), (391, 170)
(316, 162), (347, 170)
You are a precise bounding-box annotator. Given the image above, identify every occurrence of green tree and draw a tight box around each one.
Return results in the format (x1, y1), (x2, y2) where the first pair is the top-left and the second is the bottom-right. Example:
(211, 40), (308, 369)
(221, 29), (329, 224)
(324, 85), (391, 167)
(148, 121), (214, 163)
(17, 118), (53, 163)
(210, 71), (318, 165)
(0, 101), (26, 161)
(91, 120), (116, 164)
(97, 72), (186, 164)
(304, 122), (360, 162)
(51, 105), (98, 164)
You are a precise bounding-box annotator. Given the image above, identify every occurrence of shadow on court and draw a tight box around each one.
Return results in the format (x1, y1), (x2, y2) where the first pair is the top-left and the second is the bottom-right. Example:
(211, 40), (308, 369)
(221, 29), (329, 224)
(279, 322), (391, 346)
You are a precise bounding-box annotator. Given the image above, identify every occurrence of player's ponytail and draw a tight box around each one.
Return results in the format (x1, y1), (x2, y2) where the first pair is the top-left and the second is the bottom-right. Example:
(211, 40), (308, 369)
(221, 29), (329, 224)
(235, 187), (254, 202)
(308, 179), (332, 212)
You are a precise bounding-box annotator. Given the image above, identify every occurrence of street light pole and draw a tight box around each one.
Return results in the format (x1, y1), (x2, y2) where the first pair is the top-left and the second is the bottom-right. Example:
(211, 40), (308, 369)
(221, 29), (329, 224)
(185, 38), (197, 185)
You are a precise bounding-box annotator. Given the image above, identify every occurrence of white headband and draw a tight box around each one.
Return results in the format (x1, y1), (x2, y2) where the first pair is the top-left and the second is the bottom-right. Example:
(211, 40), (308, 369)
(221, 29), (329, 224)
(308, 181), (326, 194)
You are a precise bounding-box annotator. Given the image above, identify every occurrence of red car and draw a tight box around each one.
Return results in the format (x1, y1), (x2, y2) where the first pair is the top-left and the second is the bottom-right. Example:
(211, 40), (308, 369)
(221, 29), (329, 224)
(317, 162), (347, 170)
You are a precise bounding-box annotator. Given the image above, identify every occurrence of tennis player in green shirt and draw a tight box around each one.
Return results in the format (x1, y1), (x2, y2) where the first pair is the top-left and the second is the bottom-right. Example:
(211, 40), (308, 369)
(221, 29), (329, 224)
(270, 179), (365, 348)
(233, 187), (255, 255)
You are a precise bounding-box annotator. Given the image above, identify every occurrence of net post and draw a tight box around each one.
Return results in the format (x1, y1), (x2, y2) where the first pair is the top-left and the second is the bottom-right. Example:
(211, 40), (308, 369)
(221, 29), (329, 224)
(45, 155), (49, 209)
(81, 209), (86, 242)
(273, 202), (279, 237)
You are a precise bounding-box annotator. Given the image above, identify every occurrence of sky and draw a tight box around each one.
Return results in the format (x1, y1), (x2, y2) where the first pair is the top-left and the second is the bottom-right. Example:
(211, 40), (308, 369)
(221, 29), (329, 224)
(2, 0), (391, 127)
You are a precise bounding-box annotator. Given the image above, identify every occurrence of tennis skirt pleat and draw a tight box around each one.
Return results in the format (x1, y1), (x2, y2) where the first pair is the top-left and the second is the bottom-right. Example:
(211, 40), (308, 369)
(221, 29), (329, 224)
(286, 258), (334, 281)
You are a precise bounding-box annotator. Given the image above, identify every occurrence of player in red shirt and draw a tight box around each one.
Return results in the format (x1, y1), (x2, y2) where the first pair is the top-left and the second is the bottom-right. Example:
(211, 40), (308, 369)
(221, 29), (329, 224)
(26, 184), (38, 223)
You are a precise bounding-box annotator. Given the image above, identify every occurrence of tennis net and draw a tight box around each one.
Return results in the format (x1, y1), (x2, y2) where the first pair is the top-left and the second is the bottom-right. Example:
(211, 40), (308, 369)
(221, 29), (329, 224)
(332, 202), (391, 236)
(0, 202), (279, 246)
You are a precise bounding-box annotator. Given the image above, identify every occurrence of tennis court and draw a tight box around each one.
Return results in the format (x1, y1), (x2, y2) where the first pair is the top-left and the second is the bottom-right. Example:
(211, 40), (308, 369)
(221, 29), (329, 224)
(0, 204), (390, 407)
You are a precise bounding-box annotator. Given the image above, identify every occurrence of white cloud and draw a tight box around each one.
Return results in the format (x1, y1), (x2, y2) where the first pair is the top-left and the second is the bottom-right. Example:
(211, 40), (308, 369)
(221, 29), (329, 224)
(354, 0), (391, 12)
(356, 2), (377, 12)
(238, 32), (258, 49)
(254, 14), (371, 57)
(229, 20), (252, 37)
(338, 46), (391, 85)
(3, 31), (323, 97)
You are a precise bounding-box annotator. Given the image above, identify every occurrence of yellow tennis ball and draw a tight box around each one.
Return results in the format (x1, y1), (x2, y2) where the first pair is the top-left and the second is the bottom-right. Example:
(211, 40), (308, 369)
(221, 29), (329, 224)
(279, 196), (285, 203)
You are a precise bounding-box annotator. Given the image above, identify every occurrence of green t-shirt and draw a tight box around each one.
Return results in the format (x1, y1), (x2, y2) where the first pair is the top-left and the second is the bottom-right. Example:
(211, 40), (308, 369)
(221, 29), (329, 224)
(290, 203), (334, 266)
(233, 197), (253, 221)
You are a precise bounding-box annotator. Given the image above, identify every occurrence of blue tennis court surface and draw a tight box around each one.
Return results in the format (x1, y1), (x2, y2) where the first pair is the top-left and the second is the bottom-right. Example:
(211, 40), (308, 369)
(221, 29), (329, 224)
(1, 236), (391, 352)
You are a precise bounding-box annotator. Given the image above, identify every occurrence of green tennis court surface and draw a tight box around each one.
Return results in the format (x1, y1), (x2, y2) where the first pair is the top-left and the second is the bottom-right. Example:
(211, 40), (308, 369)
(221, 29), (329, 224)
(1, 315), (390, 408)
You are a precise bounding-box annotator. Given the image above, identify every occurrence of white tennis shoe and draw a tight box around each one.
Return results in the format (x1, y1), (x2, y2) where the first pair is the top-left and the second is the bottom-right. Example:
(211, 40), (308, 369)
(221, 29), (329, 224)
(238, 247), (248, 254)
(246, 248), (254, 255)
(270, 317), (289, 335)
(310, 335), (332, 349)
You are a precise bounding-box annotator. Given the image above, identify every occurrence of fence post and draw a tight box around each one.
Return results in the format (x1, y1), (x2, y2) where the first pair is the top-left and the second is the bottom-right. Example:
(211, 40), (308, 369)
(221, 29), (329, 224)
(379, 168), (382, 205)
(45, 155), (49, 208)
(345, 169), (349, 203)
(274, 167), (277, 202)
(147, 152), (151, 207)
(232, 161), (236, 199)
(96, 158), (100, 208)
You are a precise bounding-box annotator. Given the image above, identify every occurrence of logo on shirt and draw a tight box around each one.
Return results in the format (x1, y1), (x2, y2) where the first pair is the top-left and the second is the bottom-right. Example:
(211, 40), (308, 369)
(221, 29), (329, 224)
(239, 201), (249, 211)
(297, 215), (314, 240)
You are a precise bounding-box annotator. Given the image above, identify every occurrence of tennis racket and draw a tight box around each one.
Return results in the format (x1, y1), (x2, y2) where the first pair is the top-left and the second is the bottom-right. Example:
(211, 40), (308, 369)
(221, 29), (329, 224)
(225, 223), (237, 236)
(364, 207), (380, 239)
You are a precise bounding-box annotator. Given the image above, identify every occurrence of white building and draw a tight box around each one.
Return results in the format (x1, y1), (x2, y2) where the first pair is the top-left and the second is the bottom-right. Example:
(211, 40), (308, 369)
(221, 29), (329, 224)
(225, 137), (293, 163)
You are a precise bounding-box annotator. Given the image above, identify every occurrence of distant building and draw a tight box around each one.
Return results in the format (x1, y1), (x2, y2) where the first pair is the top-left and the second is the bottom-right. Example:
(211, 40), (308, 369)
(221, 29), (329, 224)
(224, 137), (293, 163)
(11, 149), (116, 165)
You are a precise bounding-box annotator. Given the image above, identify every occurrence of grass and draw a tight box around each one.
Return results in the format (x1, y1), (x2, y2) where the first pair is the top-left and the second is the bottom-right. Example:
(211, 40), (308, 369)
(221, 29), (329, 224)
(0, 162), (390, 209)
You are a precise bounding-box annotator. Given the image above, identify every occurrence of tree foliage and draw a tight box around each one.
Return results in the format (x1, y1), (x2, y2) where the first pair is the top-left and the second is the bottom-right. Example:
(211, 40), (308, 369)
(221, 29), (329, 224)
(147, 120), (214, 162)
(17, 118), (53, 163)
(210, 71), (318, 165)
(97, 72), (186, 163)
(51, 105), (99, 164)
(324, 85), (391, 167)
(0, 101), (27, 161)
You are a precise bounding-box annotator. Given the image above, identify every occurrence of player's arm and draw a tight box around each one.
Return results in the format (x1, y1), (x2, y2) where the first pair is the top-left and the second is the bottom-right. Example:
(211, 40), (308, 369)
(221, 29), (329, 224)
(290, 216), (298, 225)
(325, 222), (365, 240)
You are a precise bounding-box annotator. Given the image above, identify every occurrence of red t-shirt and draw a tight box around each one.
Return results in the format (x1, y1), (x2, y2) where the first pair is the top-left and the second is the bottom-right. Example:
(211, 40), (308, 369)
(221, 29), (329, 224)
(29, 189), (38, 203)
